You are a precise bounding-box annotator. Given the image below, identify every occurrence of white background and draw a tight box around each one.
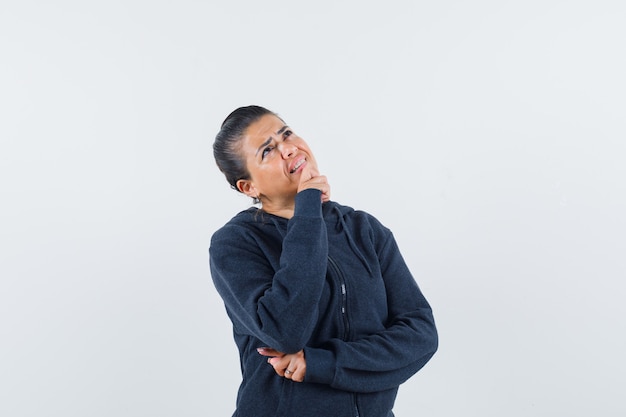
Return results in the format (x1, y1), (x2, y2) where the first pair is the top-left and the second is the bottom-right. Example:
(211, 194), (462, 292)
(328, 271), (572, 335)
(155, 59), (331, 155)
(2, 1), (625, 416)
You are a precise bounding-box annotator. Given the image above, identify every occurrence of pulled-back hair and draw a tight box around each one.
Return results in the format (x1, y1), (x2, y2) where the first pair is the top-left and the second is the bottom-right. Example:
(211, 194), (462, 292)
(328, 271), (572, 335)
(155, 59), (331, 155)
(213, 105), (277, 197)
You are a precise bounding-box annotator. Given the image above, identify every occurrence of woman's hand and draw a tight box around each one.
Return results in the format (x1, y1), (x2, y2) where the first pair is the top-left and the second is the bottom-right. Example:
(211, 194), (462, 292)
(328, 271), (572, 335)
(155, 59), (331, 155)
(257, 347), (307, 382)
(297, 163), (330, 203)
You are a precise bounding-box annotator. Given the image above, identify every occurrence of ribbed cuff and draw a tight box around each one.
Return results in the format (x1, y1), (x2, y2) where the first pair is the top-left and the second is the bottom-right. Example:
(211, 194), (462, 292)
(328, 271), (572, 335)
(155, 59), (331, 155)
(303, 347), (336, 385)
(294, 189), (323, 218)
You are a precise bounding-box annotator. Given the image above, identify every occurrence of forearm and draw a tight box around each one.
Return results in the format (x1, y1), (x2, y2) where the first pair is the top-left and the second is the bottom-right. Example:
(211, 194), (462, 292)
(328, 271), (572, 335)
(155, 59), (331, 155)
(303, 307), (438, 392)
(256, 191), (329, 352)
(210, 189), (328, 353)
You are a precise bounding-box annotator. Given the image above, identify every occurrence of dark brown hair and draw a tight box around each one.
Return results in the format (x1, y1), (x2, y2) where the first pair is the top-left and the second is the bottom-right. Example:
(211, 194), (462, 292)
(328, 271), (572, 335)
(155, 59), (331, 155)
(213, 105), (277, 198)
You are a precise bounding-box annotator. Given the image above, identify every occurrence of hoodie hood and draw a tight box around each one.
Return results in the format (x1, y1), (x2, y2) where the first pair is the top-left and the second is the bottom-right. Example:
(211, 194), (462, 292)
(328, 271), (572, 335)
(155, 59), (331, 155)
(246, 201), (374, 277)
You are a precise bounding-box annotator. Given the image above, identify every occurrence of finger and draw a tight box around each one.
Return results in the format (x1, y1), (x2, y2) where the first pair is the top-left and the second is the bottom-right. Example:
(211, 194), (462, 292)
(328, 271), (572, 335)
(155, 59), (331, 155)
(284, 355), (305, 382)
(268, 356), (289, 377)
(298, 162), (313, 184)
(307, 163), (320, 178)
(315, 180), (331, 202)
(298, 175), (328, 194)
(257, 347), (283, 357)
(283, 367), (295, 380)
(311, 175), (327, 185)
(291, 363), (306, 382)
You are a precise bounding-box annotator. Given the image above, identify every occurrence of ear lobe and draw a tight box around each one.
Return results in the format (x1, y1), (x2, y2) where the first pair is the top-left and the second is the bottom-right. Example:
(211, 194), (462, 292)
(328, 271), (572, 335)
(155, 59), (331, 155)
(236, 179), (257, 198)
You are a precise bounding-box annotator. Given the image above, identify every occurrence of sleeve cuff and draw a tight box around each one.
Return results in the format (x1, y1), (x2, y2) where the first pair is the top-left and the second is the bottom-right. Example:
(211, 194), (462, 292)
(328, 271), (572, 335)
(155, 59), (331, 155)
(293, 189), (322, 218)
(303, 347), (336, 385)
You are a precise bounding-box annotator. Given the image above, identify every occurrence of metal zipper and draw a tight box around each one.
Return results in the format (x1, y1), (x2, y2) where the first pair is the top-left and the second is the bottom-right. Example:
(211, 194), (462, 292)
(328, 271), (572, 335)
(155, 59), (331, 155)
(327, 256), (350, 341)
(328, 256), (360, 417)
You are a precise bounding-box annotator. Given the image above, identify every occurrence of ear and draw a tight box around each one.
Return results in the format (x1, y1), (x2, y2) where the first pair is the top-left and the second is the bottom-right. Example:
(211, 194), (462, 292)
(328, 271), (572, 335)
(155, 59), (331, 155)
(236, 179), (257, 198)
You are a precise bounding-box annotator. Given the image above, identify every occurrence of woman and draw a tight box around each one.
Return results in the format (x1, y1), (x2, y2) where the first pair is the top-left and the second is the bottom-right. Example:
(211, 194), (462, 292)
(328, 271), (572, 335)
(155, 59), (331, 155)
(209, 105), (438, 417)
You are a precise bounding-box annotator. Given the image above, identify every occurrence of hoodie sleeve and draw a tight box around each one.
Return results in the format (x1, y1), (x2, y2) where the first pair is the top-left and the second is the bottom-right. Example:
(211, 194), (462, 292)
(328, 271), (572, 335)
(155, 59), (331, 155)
(209, 189), (328, 354)
(304, 228), (438, 393)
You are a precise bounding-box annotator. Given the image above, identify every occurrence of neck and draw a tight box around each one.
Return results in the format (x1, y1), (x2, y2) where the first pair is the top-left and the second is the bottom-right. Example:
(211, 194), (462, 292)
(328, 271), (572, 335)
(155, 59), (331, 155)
(259, 196), (295, 219)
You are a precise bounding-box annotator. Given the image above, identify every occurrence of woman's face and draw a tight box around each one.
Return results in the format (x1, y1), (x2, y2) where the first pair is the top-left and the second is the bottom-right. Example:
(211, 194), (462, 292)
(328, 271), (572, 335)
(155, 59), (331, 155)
(236, 114), (319, 206)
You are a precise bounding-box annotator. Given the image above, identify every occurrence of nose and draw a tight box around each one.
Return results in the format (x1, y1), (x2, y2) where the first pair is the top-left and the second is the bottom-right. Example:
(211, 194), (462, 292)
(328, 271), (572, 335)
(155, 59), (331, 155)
(279, 141), (298, 159)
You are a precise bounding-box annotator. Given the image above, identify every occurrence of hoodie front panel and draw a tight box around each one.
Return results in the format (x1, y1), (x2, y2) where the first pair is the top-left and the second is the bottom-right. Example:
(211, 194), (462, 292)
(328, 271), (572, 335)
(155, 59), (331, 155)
(210, 191), (437, 417)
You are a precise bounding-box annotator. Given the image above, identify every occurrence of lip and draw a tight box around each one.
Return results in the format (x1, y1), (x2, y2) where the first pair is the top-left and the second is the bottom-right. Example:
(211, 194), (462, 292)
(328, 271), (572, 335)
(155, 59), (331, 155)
(289, 156), (306, 174)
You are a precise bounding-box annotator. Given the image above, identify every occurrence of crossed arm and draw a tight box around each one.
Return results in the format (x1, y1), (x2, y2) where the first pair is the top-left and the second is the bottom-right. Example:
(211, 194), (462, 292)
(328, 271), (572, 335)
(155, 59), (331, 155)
(210, 193), (437, 392)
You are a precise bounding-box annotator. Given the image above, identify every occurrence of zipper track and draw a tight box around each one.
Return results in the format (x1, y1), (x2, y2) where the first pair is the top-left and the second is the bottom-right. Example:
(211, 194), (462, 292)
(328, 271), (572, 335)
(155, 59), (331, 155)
(327, 256), (350, 341)
(328, 256), (360, 417)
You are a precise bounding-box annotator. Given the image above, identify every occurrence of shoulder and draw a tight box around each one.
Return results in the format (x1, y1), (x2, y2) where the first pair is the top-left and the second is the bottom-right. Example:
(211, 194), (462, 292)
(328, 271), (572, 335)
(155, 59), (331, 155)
(324, 200), (392, 245)
(211, 208), (269, 245)
(326, 200), (389, 227)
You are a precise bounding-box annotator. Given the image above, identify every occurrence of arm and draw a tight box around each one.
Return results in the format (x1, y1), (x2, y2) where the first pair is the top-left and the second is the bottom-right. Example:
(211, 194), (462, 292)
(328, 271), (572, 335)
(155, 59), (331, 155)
(209, 189), (328, 353)
(303, 230), (438, 393)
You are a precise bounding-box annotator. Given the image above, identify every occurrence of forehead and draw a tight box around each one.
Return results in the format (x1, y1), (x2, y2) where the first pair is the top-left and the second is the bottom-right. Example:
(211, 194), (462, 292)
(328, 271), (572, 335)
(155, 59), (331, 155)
(244, 114), (285, 142)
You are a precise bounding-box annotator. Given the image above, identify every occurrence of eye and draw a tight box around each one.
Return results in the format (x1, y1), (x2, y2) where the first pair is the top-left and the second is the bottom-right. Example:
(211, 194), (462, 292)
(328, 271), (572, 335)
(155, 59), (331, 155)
(261, 146), (273, 159)
(283, 130), (293, 139)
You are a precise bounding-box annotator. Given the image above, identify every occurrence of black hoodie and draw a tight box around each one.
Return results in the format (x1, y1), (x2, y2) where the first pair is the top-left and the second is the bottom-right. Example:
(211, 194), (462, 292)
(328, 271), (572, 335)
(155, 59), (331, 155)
(209, 189), (438, 417)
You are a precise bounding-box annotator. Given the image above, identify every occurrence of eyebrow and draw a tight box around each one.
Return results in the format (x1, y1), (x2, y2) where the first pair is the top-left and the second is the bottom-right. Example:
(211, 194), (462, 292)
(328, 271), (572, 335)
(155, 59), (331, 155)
(255, 125), (290, 157)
